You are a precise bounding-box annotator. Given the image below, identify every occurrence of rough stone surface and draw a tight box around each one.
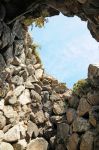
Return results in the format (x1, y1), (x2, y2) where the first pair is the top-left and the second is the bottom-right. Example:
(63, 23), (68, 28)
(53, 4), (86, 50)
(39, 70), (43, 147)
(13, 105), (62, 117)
(27, 138), (48, 150)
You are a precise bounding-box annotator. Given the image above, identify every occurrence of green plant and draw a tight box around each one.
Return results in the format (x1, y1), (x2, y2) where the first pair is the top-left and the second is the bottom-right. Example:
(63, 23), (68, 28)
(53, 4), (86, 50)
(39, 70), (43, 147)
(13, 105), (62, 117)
(31, 43), (42, 64)
(72, 79), (91, 96)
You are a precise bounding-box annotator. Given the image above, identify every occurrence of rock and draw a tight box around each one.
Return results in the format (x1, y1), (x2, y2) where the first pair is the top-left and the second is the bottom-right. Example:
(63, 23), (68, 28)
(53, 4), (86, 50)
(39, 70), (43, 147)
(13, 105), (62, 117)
(66, 108), (77, 124)
(0, 130), (4, 141)
(0, 54), (6, 71)
(68, 95), (79, 109)
(19, 69), (29, 81)
(4, 125), (20, 142)
(77, 0), (87, 4)
(13, 139), (27, 150)
(25, 81), (35, 89)
(14, 40), (24, 56)
(89, 106), (99, 127)
(35, 69), (43, 79)
(27, 121), (39, 138)
(80, 131), (94, 150)
(0, 114), (6, 130)
(14, 85), (25, 97)
(62, 90), (72, 100)
(31, 90), (42, 102)
(34, 110), (46, 124)
(53, 100), (66, 115)
(0, 142), (14, 150)
(94, 136), (99, 150)
(77, 98), (91, 117)
(57, 123), (69, 144)
(73, 117), (90, 132)
(27, 138), (48, 150)
(54, 83), (67, 94)
(27, 64), (35, 75)
(67, 133), (79, 150)
(11, 57), (21, 66)
(11, 75), (23, 85)
(87, 91), (99, 105)
(88, 64), (99, 86)
(0, 99), (4, 111)
(3, 124), (12, 133)
(26, 75), (38, 83)
(50, 136), (56, 149)
(18, 89), (31, 105)
(3, 45), (14, 64)
(34, 84), (42, 94)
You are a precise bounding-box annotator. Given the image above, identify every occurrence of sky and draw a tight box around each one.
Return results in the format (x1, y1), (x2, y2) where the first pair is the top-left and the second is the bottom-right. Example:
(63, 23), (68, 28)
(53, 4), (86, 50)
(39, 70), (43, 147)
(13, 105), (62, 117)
(29, 13), (99, 88)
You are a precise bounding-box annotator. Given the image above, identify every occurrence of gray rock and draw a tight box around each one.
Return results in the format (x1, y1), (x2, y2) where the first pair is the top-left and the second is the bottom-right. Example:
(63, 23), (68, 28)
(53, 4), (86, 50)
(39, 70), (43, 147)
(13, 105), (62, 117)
(35, 69), (43, 79)
(27, 121), (39, 138)
(0, 142), (14, 150)
(80, 131), (94, 150)
(0, 99), (4, 111)
(4, 125), (20, 142)
(34, 110), (46, 124)
(57, 123), (70, 144)
(53, 100), (66, 115)
(14, 40), (24, 56)
(0, 54), (6, 71)
(0, 130), (4, 142)
(11, 75), (23, 85)
(77, 0), (87, 4)
(27, 138), (48, 150)
(18, 89), (31, 105)
(66, 108), (77, 124)
(0, 115), (6, 130)
(13, 139), (27, 150)
(14, 85), (25, 97)
(73, 117), (90, 132)
(31, 90), (42, 102)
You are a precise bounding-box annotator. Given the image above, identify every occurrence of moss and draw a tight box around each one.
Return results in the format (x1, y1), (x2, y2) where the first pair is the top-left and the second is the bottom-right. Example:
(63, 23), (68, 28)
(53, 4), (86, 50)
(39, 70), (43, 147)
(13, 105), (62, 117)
(72, 79), (91, 96)
(31, 43), (42, 64)
(22, 16), (48, 27)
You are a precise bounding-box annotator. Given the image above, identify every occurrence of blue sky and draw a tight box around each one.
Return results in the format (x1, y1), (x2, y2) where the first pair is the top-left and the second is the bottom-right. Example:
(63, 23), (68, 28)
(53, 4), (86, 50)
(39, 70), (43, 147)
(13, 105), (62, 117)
(29, 13), (99, 88)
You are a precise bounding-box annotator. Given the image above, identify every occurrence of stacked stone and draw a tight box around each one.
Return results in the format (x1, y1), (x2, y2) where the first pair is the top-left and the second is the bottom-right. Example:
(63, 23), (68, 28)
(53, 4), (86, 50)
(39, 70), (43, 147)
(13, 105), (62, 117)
(0, 21), (99, 150)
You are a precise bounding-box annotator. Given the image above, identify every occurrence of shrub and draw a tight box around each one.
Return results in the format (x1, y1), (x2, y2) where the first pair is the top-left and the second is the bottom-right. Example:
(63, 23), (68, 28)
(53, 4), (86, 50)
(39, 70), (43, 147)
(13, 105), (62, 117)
(72, 79), (91, 96)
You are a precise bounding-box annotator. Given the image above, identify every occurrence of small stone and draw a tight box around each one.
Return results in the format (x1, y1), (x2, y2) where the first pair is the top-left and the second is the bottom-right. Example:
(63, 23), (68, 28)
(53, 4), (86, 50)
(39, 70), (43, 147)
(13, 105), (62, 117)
(77, 0), (87, 4)
(27, 64), (35, 75)
(26, 75), (38, 83)
(80, 131), (94, 150)
(77, 98), (91, 117)
(66, 108), (77, 124)
(87, 91), (99, 105)
(54, 83), (67, 94)
(18, 89), (31, 105)
(0, 99), (4, 111)
(0, 130), (4, 141)
(0, 142), (14, 150)
(53, 100), (66, 115)
(13, 139), (27, 150)
(94, 136), (99, 150)
(4, 125), (20, 142)
(27, 138), (48, 150)
(3, 124), (12, 133)
(11, 75), (23, 85)
(14, 85), (25, 97)
(25, 81), (35, 89)
(35, 69), (43, 79)
(0, 115), (6, 130)
(34, 84), (42, 94)
(11, 57), (21, 66)
(34, 110), (45, 124)
(73, 117), (90, 132)
(57, 123), (69, 144)
(27, 121), (39, 138)
(34, 63), (41, 69)
(89, 106), (99, 127)
(67, 133), (79, 150)
(31, 90), (42, 102)
(68, 95), (79, 109)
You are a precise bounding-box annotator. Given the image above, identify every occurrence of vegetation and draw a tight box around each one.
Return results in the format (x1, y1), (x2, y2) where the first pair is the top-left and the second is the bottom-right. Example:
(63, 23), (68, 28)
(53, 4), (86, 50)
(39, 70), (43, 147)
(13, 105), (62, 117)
(72, 79), (91, 96)
(31, 43), (42, 64)
(23, 16), (48, 27)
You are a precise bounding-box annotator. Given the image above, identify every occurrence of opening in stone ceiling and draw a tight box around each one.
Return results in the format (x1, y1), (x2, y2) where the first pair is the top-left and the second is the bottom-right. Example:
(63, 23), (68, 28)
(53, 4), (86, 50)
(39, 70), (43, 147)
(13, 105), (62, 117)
(29, 13), (99, 88)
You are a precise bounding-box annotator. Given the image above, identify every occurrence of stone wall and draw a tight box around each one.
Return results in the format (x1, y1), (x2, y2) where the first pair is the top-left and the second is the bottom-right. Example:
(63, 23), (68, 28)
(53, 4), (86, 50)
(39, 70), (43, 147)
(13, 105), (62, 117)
(0, 19), (98, 150)
(0, 0), (99, 41)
